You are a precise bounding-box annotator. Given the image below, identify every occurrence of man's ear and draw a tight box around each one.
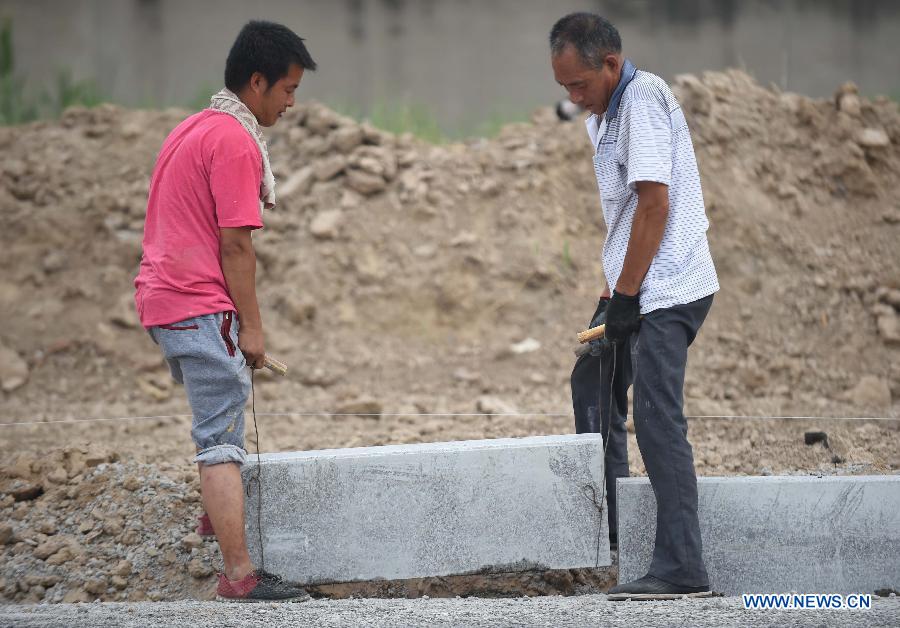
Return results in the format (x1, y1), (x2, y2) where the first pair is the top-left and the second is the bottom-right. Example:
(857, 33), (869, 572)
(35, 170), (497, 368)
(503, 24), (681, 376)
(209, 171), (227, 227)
(604, 53), (621, 74)
(249, 71), (268, 95)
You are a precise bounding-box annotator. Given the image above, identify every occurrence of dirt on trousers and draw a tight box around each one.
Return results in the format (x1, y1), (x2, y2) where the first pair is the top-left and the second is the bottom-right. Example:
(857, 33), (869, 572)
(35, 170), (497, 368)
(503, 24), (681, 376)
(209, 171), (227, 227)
(0, 70), (898, 603)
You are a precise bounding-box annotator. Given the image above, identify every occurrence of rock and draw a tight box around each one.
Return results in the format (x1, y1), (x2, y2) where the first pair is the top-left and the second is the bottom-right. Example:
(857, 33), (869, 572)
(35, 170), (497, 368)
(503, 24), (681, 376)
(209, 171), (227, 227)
(331, 126), (365, 153)
(354, 156), (385, 178)
(304, 104), (341, 135)
(837, 93), (862, 117)
(4, 456), (34, 479)
(42, 250), (68, 274)
(673, 74), (713, 116)
(340, 188), (363, 210)
(112, 560), (132, 577)
(278, 166), (314, 199)
(109, 292), (140, 328)
(0, 344), (28, 392)
(844, 375), (892, 410)
(120, 529), (142, 545)
(84, 577), (107, 595)
(453, 368), (479, 383)
(46, 467), (68, 484)
(181, 532), (203, 551)
(345, 168), (387, 195)
(137, 373), (173, 402)
(62, 588), (90, 603)
(298, 367), (337, 388)
(509, 338), (541, 354)
(111, 575), (128, 590)
(450, 231), (478, 247)
(478, 177), (501, 196)
(0, 523), (14, 545)
(352, 247), (386, 285)
(102, 518), (123, 536)
(33, 537), (69, 560)
(399, 168), (430, 201)
(413, 243), (437, 259)
(122, 475), (141, 491)
(11, 482), (43, 502)
(360, 122), (389, 145)
(278, 292), (317, 325)
(334, 398), (383, 416)
(187, 557), (214, 578)
(309, 209), (343, 239)
(875, 306), (900, 345)
(528, 372), (548, 385)
(855, 128), (890, 149)
(475, 395), (519, 415)
(37, 519), (57, 535)
(84, 450), (117, 468)
(877, 287), (900, 309)
(313, 155), (347, 181)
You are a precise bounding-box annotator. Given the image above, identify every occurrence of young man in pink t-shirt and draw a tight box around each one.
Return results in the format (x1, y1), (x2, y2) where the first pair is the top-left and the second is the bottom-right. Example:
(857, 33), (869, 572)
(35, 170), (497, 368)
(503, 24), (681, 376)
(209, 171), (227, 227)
(134, 21), (316, 602)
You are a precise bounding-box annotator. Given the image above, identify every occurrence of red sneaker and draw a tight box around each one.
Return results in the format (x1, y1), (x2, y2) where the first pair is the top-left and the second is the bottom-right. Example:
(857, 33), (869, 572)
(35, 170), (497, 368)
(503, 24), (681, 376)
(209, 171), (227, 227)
(216, 570), (310, 603)
(196, 513), (215, 538)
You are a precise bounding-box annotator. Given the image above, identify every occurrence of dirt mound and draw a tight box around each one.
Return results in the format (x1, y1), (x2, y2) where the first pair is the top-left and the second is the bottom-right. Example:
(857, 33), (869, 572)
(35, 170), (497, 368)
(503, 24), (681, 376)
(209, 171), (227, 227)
(1, 70), (898, 602)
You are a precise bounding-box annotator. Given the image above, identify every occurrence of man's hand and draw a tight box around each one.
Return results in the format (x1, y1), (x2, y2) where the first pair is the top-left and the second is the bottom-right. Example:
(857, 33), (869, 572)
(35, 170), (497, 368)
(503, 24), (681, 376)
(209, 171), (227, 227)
(238, 326), (266, 369)
(604, 290), (641, 342)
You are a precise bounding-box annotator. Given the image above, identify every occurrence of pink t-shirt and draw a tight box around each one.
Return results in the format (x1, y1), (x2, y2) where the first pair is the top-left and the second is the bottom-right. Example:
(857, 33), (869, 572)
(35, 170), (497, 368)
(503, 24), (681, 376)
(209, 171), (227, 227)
(134, 110), (264, 328)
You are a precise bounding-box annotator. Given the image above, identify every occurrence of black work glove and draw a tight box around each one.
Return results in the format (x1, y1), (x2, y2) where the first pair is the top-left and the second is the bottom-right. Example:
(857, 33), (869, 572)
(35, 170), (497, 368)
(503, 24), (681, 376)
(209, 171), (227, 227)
(588, 297), (611, 357)
(604, 290), (641, 343)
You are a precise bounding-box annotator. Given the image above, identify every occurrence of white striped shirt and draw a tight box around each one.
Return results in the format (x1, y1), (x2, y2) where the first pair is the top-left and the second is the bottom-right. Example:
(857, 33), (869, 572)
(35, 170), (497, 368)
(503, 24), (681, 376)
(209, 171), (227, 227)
(586, 65), (719, 314)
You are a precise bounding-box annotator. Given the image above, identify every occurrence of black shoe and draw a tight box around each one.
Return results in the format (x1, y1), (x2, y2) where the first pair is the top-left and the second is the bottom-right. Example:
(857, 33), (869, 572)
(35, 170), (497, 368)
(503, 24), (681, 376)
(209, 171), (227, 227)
(216, 569), (311, 603)
(607, 574), (712, 601)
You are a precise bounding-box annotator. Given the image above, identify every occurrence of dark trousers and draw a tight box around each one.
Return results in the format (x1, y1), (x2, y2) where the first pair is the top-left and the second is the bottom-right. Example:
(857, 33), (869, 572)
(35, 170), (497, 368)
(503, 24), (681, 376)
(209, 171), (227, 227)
(571, 295), (713, 587)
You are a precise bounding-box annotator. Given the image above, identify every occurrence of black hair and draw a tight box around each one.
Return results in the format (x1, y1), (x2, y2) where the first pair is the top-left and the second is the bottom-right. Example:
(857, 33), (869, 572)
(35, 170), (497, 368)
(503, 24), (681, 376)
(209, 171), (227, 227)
(224, 20), (317, 92)
(549, 13), (621, 69)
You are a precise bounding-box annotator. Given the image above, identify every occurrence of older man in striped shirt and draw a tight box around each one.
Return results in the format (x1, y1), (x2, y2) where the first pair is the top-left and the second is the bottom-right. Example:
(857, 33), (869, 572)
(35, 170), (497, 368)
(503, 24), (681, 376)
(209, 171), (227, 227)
(551, 13), (719, 600)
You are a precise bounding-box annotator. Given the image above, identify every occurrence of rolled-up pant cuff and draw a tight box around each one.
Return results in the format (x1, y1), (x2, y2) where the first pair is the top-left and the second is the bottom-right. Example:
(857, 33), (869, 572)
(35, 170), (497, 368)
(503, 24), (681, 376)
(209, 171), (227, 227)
(194, 444), (247, 467)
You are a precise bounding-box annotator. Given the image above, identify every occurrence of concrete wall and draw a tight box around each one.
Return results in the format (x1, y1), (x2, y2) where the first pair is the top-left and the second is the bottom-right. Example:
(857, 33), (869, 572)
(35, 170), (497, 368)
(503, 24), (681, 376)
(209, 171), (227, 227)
(242, 434), (609, 585)
(617, 475), (900, 595)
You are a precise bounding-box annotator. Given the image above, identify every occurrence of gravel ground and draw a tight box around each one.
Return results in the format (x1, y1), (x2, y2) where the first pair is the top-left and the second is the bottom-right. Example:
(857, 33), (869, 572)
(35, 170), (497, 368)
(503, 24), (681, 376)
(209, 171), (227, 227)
(2, 596), (898, 627)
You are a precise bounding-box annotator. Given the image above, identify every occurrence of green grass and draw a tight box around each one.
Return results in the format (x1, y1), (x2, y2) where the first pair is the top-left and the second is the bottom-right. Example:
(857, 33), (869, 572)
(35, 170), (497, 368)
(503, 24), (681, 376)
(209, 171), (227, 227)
(186, 83), (221, 112)
(329, 100), (531, 144)
(330, 100), (448, 143)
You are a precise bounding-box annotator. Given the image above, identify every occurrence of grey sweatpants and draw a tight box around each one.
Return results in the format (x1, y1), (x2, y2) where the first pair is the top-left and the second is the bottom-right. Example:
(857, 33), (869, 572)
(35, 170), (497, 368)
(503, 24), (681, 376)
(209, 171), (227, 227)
(148, 311), (250, 467)
(571, 295), (713, 587)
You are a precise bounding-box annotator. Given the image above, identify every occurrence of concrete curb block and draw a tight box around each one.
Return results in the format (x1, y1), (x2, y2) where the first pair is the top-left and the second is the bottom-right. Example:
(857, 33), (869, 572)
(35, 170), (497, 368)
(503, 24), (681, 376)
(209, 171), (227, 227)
(242, 434), (609, 584)
(617, 475), (900, 594)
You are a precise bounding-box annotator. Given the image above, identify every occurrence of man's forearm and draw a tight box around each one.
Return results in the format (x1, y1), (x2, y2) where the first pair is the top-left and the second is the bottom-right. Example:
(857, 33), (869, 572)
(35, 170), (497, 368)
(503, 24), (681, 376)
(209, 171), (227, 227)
(615, 195), (669, 296)
(221, 243), (262, 331)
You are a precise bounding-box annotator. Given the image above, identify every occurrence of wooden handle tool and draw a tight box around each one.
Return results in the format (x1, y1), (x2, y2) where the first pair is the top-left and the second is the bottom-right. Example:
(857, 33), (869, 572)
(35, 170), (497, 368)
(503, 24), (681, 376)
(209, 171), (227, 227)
(577, 324), (606, 344)
(263, 356), (288, 376)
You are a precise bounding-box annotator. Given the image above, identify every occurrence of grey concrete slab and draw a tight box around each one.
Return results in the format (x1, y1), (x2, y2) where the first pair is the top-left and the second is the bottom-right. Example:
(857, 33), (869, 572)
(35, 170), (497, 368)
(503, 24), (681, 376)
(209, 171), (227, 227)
(617, 475), (900, 595)
(242, 434), (609, 585)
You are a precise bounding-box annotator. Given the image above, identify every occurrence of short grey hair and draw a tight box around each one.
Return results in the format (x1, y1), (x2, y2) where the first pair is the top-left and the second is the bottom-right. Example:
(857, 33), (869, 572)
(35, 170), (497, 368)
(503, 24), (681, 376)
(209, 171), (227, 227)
(549, 13), (621, 70)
